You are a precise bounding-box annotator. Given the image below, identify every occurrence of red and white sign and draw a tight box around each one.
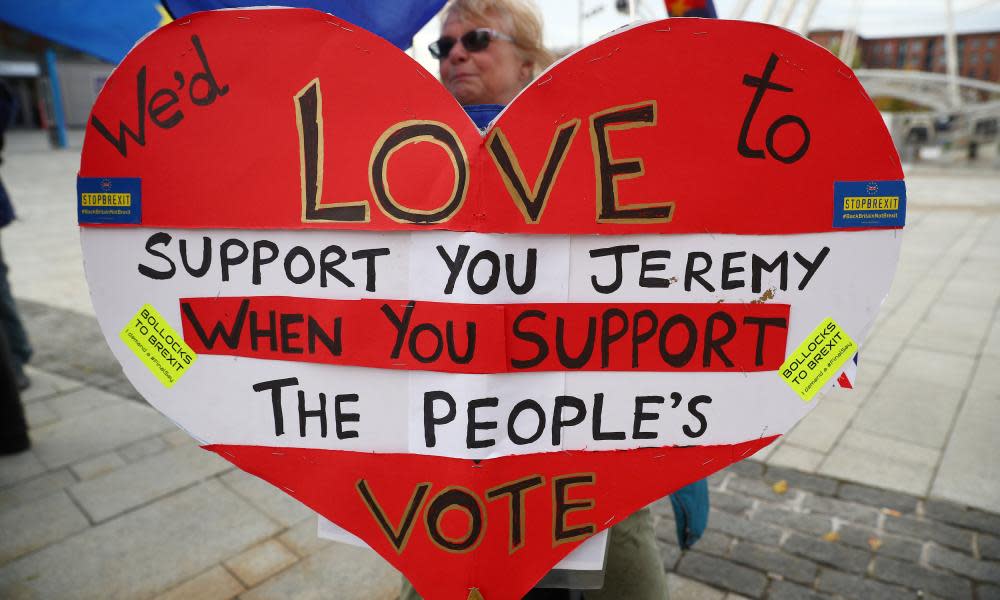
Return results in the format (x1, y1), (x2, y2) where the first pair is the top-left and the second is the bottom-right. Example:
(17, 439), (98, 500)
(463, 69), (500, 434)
(79, 9), (903, 600)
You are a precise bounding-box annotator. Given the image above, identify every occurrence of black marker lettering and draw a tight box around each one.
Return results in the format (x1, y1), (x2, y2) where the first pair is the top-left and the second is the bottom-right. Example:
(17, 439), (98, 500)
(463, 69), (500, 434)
(138, 232), (175, 280)
(467, 397), (499, 449)
(589, 244), (639, 294)
(794, 246), (830, 290)
(251, 377), (299, 436)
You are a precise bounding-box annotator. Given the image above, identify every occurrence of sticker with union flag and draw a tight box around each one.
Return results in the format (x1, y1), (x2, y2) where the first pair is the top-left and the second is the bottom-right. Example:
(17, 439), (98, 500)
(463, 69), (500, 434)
(78, 9), (903, 600)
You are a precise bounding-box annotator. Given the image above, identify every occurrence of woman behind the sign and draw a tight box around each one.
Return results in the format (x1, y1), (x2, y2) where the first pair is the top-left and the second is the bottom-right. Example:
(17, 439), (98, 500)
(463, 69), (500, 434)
(400, 1), (670, 598)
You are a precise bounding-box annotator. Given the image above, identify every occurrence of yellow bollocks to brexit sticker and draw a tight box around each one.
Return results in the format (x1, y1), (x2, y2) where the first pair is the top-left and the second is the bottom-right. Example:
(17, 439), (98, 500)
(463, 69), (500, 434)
(779, 318), (856, 402)
(120, 304), (197, 388)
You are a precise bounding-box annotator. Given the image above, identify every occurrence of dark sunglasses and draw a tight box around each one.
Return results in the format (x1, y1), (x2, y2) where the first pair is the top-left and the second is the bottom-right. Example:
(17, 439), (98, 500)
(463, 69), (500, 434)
(429, 28), (516, 59)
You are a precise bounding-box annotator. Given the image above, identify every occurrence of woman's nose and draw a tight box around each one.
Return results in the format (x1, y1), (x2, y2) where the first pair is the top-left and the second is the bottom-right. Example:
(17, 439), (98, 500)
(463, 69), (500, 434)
(447, 40), (469, 62)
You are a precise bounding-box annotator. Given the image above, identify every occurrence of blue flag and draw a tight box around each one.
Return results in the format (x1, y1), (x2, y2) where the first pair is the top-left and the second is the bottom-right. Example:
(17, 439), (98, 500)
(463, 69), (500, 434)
(162, 1), (447, 49)
(0, 1), (165, 63)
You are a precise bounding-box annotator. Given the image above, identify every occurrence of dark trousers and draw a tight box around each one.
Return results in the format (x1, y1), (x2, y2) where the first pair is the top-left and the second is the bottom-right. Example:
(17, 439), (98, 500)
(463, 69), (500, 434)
(0, 238), (31, 371)
(0, 229), (29, 451)
(0, 315), (27, 449)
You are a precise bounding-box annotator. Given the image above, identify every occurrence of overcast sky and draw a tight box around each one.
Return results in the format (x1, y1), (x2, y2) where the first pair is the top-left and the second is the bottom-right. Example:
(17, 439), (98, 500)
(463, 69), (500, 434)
(412, 0), (1000, 71)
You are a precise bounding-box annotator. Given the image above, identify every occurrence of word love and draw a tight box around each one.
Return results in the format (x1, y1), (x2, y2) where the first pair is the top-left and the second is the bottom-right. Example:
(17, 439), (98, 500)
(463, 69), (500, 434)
(297, 81), (672, 226)
(296, 52), (811, 228)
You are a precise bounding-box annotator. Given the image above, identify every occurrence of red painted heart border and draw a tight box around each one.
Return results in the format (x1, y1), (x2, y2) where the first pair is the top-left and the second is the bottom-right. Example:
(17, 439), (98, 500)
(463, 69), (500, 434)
(77, 9), (903, 600)
(208, 438), (775, 600)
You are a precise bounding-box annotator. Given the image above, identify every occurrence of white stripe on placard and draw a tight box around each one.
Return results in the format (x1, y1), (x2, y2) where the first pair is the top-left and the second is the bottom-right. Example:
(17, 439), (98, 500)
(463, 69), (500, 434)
(117, 356), (823, 459)
(81, 227), (900, 459)
(82, 228), (900, 305)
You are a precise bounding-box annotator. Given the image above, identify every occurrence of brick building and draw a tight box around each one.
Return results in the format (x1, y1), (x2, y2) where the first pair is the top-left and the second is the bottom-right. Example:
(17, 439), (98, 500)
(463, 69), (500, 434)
(808, 29), (1000, 83)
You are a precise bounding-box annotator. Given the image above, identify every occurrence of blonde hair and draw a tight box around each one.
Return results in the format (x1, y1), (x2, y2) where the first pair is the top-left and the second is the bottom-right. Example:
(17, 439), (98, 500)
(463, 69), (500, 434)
(442, 0), (554, 76)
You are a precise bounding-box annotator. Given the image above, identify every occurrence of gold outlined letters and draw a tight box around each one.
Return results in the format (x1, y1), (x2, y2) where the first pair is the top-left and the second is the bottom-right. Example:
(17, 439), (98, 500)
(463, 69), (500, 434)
(356, 479), (430, 554)
(552, 473), (597, 546)
(485, 475), (545, 554)
(295, 79), (371, 223)
(589, 101), (674, 224)
(369, 120), (470, 224)
(487, 119), (580, 224)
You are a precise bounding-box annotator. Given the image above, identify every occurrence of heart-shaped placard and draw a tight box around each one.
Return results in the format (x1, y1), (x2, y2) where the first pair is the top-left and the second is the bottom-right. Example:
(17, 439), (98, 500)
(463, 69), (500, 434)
(78, 9), (904, 600)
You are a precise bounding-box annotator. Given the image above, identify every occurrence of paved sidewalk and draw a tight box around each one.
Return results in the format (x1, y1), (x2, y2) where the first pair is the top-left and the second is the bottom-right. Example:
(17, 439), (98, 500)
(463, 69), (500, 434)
(1, 132), (998, 598)
(752, 172), (1000, 509)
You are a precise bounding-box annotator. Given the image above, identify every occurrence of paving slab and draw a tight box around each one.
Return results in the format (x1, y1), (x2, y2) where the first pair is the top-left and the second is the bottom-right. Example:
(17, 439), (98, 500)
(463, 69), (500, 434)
(30, 402), (174, 469)
(239, 542), (400, 600)
(19, 366), (84, 404)
(932, 389), (1000, 514)
(942, 274), (1000, 302)
(42, 386), (124, 419)
(0, 469), (76, 512)
(220, 469), (313, 528)
(69, 451), (127, 481)
(0, 491), (90, 565)
(154, 566), (244, 600)
(766, 444), (825, 472)
(69, 444), (232, 523)
(666, 573), (726, 600)
(23, 401), (58, 428)
(0, 480), (280, 599)
(887, 347), (977, 392)
(969, 348), (1000, 391)
(819, 429), (938, 497)
(279, 518), (334, 558)
(0, 450), (46, 488)
(853, 377), (963, 449)
(856, 332), (906, 364)
(162, 427), (197, 447)
(118, 435), (169, 463)
(778, 409), (850, 455)
(224, 539), (298, 587)
(909, 303), (993, 357)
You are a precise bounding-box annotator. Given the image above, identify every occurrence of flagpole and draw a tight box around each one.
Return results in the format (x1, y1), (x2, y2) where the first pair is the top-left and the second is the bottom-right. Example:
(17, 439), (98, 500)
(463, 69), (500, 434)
(762, 0), (779, 21)
(945, 0), (961, 108)
(839, 0), (860, 64)
(732, 0), (753, 19)
(797, 0), (820, 33)
(44, 48), (67, 149)
(778, 0), (799, 27)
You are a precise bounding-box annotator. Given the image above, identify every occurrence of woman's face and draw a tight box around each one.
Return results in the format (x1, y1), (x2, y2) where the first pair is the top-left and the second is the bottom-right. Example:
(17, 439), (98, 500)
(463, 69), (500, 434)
(438, 13), (532, 106)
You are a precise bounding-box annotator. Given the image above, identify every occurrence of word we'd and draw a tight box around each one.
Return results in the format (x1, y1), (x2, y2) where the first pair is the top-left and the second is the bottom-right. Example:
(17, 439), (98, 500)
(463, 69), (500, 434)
(91, 35), (229, 158)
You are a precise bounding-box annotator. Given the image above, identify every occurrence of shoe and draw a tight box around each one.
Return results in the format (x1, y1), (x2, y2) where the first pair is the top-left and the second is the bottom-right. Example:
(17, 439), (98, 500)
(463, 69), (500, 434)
(0, 431), (30, 455)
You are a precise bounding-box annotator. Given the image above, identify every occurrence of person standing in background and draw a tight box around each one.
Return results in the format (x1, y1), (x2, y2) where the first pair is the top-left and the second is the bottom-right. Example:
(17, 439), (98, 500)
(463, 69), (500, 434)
(0, 78), (32, 392)
(0, 78), (32, 455)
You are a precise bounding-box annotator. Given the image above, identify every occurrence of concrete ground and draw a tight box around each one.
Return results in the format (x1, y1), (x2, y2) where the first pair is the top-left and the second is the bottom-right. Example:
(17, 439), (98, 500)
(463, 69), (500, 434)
(0, 131), (998, 599)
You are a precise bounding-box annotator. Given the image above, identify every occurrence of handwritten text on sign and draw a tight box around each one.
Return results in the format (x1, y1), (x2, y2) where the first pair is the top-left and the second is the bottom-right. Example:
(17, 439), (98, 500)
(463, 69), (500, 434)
(78, 12), (905, 599)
